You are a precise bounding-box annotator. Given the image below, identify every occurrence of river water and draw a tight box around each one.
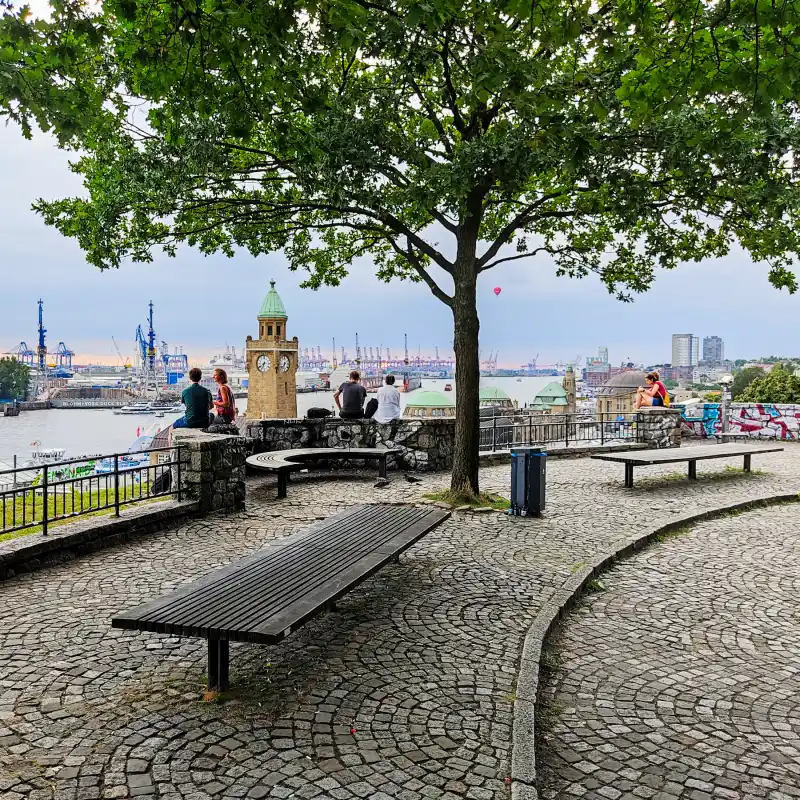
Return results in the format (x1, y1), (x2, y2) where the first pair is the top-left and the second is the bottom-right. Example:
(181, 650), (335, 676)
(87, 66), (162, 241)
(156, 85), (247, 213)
(0, 376), (555, 464)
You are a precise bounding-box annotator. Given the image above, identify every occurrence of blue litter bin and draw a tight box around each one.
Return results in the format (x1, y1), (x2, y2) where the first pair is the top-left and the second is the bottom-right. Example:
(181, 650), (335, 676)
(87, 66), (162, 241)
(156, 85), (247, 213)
(509, 446), (547, 517)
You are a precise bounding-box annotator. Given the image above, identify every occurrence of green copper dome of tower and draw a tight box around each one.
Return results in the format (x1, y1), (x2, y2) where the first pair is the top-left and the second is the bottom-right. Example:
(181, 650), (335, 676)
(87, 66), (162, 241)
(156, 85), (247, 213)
(258, 280), (288, 319)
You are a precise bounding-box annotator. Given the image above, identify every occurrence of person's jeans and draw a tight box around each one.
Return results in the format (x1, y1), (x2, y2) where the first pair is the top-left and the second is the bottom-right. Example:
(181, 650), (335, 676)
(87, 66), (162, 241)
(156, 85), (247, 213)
(173, 413), (213, 429)
(339, 409), (364, 419)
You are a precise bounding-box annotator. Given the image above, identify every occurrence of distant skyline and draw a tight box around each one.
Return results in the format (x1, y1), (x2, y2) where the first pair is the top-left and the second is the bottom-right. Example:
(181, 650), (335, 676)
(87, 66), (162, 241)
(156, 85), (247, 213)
(2, 122), (798, 369)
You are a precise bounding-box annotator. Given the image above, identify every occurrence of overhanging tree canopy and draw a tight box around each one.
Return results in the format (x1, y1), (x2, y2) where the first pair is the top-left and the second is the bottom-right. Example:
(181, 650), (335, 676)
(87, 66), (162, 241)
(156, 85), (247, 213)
(3, 0), (800, 492)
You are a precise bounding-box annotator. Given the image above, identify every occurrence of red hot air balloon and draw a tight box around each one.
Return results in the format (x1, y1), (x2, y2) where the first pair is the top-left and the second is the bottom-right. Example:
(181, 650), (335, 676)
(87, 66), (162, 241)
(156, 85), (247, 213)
(493, 287), (502, 296)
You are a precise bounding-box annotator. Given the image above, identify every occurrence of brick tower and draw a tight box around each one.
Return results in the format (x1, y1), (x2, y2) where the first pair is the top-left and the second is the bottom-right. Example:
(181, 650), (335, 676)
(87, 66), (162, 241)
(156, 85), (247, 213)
(564, 364), (576, 414)
(245, 281), (298, 419)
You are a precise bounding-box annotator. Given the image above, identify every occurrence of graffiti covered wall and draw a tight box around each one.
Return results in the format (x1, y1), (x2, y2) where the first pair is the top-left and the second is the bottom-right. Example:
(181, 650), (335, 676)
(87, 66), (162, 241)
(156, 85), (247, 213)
(681, 403), (800, 440)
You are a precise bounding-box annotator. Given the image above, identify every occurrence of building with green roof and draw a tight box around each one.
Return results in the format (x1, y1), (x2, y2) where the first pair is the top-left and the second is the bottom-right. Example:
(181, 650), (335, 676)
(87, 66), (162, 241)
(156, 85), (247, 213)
(534, 381), (569, 413)
(402, 390), (456, 418)
(479, 386), (514, 409)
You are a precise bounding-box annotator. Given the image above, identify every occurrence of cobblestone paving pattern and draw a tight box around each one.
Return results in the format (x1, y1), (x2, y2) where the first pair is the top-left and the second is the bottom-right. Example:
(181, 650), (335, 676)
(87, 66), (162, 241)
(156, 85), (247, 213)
(1, 445), (800, 800)
(537, 502), (800, 800)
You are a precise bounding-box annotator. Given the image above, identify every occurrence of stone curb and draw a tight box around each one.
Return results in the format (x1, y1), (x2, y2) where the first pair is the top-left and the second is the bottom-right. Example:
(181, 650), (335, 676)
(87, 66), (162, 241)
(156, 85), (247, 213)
(0, 499), (200, 582)
(509, 490), (800, 799)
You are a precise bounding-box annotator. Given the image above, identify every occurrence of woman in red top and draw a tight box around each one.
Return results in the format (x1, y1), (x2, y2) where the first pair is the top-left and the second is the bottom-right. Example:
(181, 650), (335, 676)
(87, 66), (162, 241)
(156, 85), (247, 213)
(635, 371), (668, 408)
(212, 368), (236, 422)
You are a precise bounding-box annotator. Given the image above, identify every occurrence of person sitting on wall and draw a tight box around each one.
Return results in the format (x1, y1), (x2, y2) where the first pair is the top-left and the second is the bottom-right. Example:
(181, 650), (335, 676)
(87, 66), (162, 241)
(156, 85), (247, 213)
(173, 367), (213, 429)
(334, 370), (367, 419)
(373, 374), (401, 424)
(212, 367), (236, 424)
(634, 371), (670, 409)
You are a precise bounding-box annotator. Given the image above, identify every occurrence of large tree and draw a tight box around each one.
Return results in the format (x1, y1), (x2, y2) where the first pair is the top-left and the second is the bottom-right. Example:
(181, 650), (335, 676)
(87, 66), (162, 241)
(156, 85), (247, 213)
(3, 0), (800, 493)
(0, 357), (30, 400)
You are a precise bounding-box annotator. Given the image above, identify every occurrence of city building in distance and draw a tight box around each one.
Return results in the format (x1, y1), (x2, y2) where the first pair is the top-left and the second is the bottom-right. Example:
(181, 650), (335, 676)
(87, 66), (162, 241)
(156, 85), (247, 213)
(702, 335), (724, 364)
(672, 333), (700, 367)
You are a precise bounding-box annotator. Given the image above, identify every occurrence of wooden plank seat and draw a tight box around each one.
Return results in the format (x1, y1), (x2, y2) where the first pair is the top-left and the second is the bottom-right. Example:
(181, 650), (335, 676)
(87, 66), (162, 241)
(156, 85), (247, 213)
(591, 443), (783, 488)
(246, 447), (402, 498)
(111, 504), (449, 691)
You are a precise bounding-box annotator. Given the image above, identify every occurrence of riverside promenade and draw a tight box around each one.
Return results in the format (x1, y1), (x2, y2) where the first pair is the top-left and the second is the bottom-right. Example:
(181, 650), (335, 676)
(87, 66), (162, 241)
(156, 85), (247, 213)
(1, 444), (799, 800)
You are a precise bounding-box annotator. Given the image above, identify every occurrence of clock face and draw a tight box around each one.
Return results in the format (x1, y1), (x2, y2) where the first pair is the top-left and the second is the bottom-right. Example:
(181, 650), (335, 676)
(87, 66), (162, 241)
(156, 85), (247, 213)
(279, 356), (290, 373)
(256, 355), (271, 372)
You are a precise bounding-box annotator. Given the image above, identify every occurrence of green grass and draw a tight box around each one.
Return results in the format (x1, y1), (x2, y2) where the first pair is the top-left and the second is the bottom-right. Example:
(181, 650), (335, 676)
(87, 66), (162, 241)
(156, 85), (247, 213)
(424, 489), (510, 511)
(0, 483), (162, 542)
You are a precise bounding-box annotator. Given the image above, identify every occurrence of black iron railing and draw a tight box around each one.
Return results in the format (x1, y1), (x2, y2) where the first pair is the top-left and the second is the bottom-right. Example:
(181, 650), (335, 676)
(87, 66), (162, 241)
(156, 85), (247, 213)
(0, 446), (187, 537)
(479, 413), (639, 452)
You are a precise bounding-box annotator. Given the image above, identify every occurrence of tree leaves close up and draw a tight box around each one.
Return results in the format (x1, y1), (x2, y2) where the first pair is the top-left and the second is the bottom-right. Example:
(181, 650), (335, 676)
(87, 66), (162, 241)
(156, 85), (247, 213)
(3, 0), (800, 491)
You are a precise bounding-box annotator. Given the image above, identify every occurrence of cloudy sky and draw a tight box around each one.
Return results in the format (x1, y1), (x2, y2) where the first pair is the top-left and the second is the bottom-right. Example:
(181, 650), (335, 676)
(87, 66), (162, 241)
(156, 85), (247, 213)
(1, 115), (797, 369)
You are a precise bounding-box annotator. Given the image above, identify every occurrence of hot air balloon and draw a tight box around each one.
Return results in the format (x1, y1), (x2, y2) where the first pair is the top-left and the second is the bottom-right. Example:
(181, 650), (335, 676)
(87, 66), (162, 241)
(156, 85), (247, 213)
(493, 287), (502, 296)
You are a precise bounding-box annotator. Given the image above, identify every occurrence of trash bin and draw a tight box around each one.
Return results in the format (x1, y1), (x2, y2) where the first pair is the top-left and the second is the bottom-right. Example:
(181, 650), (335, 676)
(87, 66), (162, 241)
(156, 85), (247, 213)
(509, 446), (547, 517)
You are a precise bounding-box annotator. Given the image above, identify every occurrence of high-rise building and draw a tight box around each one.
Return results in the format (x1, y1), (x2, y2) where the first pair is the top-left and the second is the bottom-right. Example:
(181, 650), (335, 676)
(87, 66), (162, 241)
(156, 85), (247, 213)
(672, 334), (699, 367)
(702, 336), (724, 364)
(597, 346), (609, 363)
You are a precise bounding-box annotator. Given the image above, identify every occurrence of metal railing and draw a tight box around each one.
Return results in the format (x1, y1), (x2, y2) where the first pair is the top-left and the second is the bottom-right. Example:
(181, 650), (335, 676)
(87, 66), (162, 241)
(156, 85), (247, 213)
(0, 446), (187, 537)
(479, 413), (639, 452)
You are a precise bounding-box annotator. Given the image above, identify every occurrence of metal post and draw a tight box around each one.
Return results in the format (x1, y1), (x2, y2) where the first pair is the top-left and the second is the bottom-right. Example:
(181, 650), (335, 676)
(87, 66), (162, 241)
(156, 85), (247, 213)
(600, 414), (605, 445)
(720, 386), (730, 443)
(42, 465), (48, 536)
(492, 417), (497, 452)
(113, 455), (121, 517)
(176, 447), (182, 501)
(12, 455), (16, 489)
(529, 416), (533, 445)
(565, 415), (569, 448)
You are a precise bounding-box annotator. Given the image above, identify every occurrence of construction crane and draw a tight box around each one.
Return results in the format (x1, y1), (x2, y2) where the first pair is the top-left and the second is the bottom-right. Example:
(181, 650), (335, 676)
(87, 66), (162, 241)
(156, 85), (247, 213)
(112, 336), (131, 370)
(36, 299), (47, 374)
(404, 333), (409, 365)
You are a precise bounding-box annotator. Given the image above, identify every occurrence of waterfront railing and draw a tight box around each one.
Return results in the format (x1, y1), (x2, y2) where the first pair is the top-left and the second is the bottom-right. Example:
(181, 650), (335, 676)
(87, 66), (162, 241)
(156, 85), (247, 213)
(479, 412), (639, 452)
(0, 446), (187, 537)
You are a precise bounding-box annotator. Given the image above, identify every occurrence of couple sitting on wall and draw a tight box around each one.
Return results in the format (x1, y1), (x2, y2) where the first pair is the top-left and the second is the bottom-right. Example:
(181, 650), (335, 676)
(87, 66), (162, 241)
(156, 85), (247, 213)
(174, 367), (236, 429)
(334, 371), (401, 423)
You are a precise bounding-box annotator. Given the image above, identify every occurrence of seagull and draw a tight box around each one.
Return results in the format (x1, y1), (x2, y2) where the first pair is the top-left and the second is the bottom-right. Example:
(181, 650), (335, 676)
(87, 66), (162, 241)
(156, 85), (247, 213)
(404, 474), (422, 484)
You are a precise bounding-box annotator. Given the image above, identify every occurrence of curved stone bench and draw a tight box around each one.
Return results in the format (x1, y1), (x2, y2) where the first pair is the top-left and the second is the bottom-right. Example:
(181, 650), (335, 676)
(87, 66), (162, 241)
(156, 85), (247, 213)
(247, 447), (402, 498)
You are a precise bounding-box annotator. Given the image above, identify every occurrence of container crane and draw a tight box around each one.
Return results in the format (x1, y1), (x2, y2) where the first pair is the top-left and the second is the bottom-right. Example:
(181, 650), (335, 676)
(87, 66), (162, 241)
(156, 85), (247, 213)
(36, 299), (47, 374)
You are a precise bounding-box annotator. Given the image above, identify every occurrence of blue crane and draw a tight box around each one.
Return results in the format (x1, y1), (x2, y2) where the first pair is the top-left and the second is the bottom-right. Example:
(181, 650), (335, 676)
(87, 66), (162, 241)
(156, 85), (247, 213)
(37, 299), (47, 373)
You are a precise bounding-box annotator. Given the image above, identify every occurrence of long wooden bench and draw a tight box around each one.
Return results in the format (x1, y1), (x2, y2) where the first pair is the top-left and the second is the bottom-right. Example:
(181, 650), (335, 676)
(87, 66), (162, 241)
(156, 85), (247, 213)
(591, 443), (784, 487)
(111, 504), (448, 691)
(246, 447), (401, 498)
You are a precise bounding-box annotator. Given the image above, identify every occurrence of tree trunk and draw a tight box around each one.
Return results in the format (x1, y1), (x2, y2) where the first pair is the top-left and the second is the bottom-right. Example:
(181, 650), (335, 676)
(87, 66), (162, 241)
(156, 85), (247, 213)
(450, 238), (480, 495)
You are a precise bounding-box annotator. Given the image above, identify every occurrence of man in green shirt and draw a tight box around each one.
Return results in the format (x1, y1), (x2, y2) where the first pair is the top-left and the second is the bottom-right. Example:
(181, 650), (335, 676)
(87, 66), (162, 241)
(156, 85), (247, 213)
(173, 367), (213, 429)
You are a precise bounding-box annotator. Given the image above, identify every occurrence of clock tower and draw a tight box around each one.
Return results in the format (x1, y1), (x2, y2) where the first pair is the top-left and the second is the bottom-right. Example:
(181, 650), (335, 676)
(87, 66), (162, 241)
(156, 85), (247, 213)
(245, 280), (298, 419)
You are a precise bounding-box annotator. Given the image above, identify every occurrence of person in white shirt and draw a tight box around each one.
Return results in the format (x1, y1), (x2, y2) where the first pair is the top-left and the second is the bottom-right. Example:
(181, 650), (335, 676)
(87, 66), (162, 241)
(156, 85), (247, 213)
(373, 375), (402, 423)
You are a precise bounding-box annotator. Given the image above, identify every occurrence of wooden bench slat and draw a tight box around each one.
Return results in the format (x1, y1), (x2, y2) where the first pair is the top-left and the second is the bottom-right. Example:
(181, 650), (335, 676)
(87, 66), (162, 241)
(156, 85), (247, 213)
(111, 505), (448, 644)
(129, 506), (418, 631)
(591, 443), (783, 466)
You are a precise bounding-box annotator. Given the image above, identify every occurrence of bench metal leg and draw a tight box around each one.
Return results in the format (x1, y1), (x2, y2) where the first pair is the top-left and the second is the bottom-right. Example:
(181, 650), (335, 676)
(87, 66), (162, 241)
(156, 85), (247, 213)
(688, 461), (697, 480)
(379, 457), (387, 479)
(277, 473), (288, 499)
(208, 639), (230, 693)
(744, 454), (752, 472)
(624, 463), (634, 488)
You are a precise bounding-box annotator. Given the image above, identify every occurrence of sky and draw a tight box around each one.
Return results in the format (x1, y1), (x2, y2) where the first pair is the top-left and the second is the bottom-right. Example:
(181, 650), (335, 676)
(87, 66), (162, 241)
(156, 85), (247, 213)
(1, 119), (798, 369)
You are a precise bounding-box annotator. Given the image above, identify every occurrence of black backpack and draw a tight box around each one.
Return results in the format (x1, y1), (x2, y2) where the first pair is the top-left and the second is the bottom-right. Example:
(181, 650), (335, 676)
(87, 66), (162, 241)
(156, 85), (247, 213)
(364, 398), (379, 419)
(306, 407), (332, 419)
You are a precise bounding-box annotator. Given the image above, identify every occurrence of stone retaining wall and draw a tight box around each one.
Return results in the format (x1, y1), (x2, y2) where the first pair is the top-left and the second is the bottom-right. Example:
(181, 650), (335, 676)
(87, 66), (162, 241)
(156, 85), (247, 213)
(242, 418), (456, 471)
(635, 408), (682, 448)
(172, 429), (246, 511)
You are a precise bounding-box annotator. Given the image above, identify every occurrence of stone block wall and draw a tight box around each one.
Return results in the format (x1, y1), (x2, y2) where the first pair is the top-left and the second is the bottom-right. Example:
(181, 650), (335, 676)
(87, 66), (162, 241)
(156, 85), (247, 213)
(634, 408), (682, 448)
(242, 418), (456, 471)
(171, 429), (246, 512)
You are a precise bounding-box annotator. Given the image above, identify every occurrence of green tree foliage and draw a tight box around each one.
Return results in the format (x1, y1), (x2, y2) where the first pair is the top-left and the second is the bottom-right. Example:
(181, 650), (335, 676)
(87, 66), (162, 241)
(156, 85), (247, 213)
(4, 0), (800, 491)
(738, 365), (800, 404)
(731, 367), (766, 400)
(0, 357), (29, 400)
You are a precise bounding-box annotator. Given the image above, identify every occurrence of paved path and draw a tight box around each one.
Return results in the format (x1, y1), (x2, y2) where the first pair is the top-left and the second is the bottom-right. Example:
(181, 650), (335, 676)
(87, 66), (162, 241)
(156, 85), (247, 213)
(1, 445), (799, 800)
(537, 503), (800, 800)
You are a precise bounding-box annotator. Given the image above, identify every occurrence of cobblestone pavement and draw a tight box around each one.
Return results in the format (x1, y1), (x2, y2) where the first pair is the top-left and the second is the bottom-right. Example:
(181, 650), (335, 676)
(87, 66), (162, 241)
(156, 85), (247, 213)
(2, 445), (800, 800)
(537, 502), (800, 800)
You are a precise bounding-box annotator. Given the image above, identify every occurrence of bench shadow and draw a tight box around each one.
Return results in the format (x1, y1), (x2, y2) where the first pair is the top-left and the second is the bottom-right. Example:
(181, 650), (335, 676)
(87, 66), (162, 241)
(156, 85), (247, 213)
(611, 467), (771, 491)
